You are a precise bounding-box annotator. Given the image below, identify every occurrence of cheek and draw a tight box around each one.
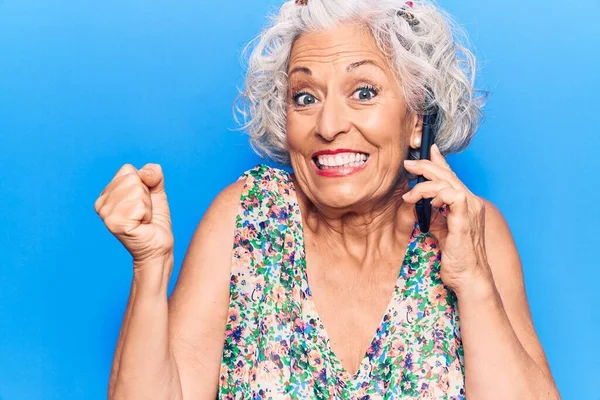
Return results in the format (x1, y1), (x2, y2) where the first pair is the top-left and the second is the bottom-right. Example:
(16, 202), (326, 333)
(358, 113), (408, 157)
(359, 104), (405, 137)
(286, 112), (321, 163)
(286, 113), (306, 151)
(286, 116), (314, 173)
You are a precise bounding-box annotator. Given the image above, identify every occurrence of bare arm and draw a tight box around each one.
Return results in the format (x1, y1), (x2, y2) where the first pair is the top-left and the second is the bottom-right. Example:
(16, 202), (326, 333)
(108, 277), (136, 399)
(457, 199), (560, 399)
(106, 179), (243, 399)
(167, 181), (243, 398)
(109, 256), (181, 400)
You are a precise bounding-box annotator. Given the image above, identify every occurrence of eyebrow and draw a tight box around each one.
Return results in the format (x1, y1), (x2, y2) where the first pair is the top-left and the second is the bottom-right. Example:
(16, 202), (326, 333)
(288, 59), (384, 76)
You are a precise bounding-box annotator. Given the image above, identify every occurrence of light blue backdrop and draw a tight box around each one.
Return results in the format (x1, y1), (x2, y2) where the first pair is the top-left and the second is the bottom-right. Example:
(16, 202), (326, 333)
(0, 0), (598, 398)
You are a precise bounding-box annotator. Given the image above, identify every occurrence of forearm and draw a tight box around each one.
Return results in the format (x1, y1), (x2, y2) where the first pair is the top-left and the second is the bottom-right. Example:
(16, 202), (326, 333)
(455, 273), (559, 399)
(108, 278), (137, 399)
(108, 256), (182, 400)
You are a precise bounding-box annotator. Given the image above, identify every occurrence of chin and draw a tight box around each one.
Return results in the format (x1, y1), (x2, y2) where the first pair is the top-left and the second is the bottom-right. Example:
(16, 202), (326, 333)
(313, 181), (369, 210)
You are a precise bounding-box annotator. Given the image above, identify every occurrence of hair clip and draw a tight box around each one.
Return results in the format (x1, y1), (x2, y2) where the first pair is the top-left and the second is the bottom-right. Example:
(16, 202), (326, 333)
(295, 0), (308, 5)
(397, 1), (420, 26)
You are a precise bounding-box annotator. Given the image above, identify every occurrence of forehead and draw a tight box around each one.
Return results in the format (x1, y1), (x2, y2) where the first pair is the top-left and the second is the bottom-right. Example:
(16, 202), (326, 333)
(288, 24), (391, 71)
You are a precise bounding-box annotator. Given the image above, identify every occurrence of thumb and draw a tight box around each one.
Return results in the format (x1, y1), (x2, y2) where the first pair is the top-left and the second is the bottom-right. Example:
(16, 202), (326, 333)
(138, 163), (165, 193)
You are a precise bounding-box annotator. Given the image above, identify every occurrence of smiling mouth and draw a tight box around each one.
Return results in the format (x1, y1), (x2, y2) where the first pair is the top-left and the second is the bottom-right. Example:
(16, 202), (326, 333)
(312, 152), (370, 170)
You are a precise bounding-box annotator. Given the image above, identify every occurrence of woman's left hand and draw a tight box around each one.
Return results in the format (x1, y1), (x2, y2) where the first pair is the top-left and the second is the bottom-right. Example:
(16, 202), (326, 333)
(401, 144), (492, 294)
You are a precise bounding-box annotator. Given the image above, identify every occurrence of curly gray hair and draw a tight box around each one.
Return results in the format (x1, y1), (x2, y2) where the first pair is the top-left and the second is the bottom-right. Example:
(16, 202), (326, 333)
(234, 0), (488, 164)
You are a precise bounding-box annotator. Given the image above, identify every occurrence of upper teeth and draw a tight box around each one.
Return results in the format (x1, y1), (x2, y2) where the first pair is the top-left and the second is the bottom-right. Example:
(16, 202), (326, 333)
(316, 152), (368, 168)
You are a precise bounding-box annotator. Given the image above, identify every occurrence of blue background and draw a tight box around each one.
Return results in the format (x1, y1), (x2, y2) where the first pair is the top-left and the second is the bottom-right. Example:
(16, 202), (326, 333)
(1, 0), (598, 398)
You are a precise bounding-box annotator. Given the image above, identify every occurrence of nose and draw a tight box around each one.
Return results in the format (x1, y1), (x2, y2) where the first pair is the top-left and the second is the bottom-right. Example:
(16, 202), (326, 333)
(316, 95), (351, 141)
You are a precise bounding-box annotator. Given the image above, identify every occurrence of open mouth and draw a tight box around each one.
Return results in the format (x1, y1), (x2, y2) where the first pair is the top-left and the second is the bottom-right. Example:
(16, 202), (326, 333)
(312, 152), (370, 170)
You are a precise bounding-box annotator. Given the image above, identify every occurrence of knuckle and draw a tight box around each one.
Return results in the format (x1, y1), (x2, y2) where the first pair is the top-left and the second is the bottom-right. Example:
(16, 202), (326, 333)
(458, 191), (467, 201)
(129, 197), (149, 212)
(132, 200), (148, 215)
(94, 197), (103, 213)
(120, 163), (136, 173)
(115, 164), (137, 178)
(103, 215), (120, 233)
(97, 204), (111, 219)
(113, 198), (134, 212)
(132, 184), (149, 199)
(123, 173), (141, 186)
(437, 180), (451, 189)
(439, 187), (452, 196)
(141, 182), (151, 194)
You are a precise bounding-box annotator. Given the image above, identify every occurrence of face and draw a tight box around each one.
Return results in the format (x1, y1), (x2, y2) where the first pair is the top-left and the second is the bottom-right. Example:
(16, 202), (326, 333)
(286, 23), (422, 212)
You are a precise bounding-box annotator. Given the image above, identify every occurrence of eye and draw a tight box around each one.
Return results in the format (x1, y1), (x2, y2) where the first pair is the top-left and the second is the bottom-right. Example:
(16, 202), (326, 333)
(292, 91), (318, 107)
(352, 85), (379, 101)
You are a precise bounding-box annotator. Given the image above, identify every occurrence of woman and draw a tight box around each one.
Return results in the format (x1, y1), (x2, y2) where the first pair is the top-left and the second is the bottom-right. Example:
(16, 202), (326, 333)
(94, 0), (560, 398)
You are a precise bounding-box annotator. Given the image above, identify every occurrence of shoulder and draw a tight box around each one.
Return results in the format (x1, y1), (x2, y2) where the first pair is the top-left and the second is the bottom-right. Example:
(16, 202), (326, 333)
(169, 173), (248, 307)
(480, 197), (503, 222)
(477, 197), (517, 258)
(206, 179), (245, 220)
(479, 197), (516, 251)
(206, 164), (288, 209)
(197, 164), (292, 234)
(476, 197), (524, 292)
(180, 180), (245, 270)
(239, 164), (294, 192)
(237, 164), (297, 211)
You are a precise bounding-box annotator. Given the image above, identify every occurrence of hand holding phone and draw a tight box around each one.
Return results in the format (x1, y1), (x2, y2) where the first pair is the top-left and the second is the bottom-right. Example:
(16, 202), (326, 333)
(415, 106), (438, 233)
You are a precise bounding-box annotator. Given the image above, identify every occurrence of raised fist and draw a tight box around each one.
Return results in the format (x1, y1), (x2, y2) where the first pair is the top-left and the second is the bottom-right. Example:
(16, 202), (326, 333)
(94, 163), (174, 265)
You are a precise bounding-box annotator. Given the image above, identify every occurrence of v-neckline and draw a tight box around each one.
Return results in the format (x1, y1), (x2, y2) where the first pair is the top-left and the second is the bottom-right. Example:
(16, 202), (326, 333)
(285, 171), (425, 383)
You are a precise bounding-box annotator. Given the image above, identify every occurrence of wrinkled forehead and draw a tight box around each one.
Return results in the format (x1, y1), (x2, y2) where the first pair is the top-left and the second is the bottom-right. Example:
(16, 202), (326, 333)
(288, 24), (394, 75)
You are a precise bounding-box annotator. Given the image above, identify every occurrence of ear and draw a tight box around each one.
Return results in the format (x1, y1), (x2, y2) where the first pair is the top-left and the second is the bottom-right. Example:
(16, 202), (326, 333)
(409, 113), (424, 149)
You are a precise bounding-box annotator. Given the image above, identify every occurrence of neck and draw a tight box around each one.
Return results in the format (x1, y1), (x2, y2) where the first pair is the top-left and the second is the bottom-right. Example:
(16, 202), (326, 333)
(299, 177), (415, 264)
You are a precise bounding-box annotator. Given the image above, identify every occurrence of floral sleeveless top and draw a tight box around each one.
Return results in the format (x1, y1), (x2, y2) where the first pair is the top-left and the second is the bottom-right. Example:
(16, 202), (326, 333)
(218, 165), (466, 399)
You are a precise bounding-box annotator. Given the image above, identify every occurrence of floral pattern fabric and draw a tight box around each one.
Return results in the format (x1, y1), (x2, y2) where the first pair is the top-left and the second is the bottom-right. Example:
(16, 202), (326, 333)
(218, 164), (465, 399)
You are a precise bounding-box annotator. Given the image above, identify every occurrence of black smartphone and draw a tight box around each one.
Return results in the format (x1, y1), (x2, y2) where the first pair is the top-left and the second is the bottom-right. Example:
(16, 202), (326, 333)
(415, 104), (438, 233)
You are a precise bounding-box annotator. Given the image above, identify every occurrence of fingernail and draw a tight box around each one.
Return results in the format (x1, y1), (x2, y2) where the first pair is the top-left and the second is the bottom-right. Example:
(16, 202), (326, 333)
(404, 159), (416, 165)
(402, 192), (410, 199)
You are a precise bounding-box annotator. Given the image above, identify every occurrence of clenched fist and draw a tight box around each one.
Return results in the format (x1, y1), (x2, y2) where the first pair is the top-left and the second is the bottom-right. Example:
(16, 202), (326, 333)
(94, 163), (174, 267)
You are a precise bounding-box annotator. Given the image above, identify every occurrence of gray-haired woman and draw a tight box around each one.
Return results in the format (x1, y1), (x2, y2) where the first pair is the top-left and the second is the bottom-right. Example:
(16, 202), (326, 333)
(95, 0), (560, 398)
